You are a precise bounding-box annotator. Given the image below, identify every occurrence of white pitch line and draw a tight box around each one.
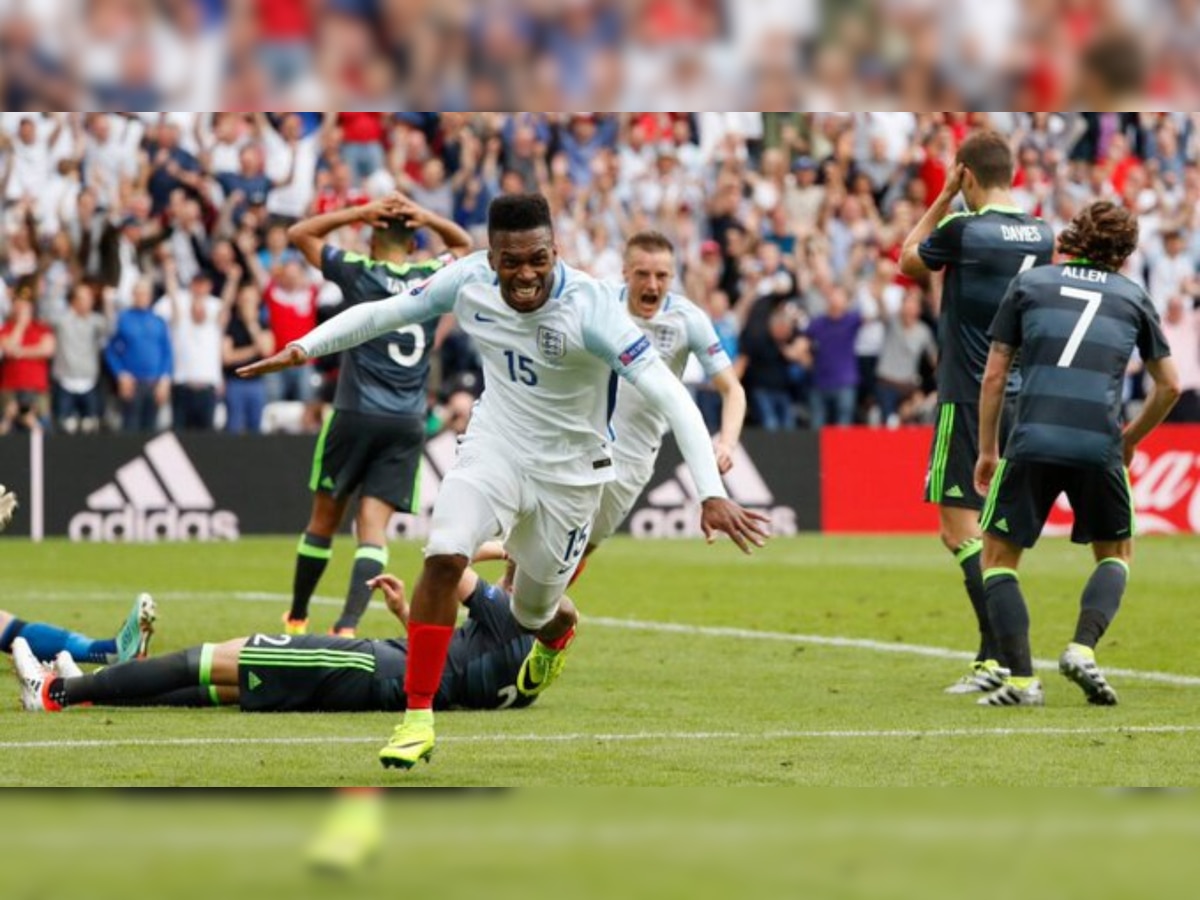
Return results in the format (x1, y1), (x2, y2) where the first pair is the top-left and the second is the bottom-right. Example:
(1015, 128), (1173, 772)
(585, 617), (1200, 688)
(13, 588), (1200, 688)
(1, 724), (1200, 752)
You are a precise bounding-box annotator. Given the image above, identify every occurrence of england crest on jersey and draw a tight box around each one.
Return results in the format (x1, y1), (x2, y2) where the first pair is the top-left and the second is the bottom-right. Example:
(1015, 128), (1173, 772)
(652, 324), (678, 355)
(538, 326), (567, 360)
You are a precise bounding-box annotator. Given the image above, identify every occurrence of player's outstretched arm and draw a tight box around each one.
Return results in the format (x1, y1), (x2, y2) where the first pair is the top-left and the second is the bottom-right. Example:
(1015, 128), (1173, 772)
(632, 357), (769, 554)
(238, 256), (480, 379)
(236, 343), (309, 378)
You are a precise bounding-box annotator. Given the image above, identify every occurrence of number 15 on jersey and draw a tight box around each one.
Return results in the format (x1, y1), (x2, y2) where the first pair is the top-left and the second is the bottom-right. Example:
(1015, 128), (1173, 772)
(504, 351), (539, 386)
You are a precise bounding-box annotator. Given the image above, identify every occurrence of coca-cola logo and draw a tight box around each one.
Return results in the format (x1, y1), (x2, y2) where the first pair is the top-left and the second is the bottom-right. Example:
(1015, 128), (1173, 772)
(1047, 448), (1200, 536)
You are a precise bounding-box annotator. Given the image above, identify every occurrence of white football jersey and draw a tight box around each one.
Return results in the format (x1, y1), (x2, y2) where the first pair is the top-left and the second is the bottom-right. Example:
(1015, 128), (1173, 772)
(299, 252), (659, 486)
(607, 288), (732, 460)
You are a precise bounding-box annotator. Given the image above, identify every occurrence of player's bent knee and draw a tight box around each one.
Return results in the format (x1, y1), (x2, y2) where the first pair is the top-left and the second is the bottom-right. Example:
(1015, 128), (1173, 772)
(510, 573), (564, 633)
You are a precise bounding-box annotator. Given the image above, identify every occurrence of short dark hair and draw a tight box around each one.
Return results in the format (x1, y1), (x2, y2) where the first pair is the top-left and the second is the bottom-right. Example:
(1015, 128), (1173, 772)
(1057, 201), (1139, 271)
(625, 231), (675, 259)
(375, 217), (416, 247)
(956, 131), (1014, 190)
(488, 193), (553, 239)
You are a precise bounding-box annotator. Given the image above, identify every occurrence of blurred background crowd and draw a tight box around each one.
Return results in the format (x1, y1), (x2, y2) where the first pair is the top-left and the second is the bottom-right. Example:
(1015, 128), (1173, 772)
(2, 110), (1200, 437)
(1, 1), (1199, 110)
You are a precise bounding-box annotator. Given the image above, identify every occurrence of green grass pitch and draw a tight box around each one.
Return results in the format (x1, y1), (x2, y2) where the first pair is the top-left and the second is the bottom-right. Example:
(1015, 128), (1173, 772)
(2, 535), (1199, 787)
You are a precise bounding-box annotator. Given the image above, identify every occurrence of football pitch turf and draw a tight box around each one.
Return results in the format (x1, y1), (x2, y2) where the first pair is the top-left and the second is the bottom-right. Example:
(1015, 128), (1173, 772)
(3, 535), (1200, 787)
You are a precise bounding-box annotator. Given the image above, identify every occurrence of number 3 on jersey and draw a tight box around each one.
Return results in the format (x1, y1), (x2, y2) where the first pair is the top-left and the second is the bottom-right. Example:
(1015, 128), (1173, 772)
(504, 350), (539, 386)
(1057, 287), (1103, 368)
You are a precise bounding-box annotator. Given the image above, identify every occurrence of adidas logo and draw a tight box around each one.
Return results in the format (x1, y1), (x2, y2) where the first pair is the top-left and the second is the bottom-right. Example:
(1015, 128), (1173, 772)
(68, 434), (240, 543)
(994, 518), (1010, 533)
(630, 445), (798, 538)
(945, 485), (966, 500)
(248, 672), (263, 691)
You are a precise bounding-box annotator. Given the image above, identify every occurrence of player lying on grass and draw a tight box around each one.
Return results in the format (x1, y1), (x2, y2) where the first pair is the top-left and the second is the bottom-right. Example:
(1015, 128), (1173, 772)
(2, 594), (156, 668)
(13, 569), (572, 716)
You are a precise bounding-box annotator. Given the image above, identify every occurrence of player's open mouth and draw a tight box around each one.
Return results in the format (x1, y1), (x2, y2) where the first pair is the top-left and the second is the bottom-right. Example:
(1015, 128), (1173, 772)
(512, 285), (541, 301)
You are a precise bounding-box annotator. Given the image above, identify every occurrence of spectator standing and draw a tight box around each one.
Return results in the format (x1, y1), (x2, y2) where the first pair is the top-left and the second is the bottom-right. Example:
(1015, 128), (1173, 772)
(144, 122), (204, 217)
(874, 288), (937, 426)
(212, 144), (295, 227)
(1148, 228), (1197, 316)
(736, 296), (808, 430)
(50, 283), (113, 434)
(0, 288), (55, 433)
(337, 113), (387, 185)
(158, 260), (231, 431)
(104, 278), (173, 432)
(245, 250), (321, 428)
(222, 278), (274, 434)
(1162, 296), (1200, 422)
(257, 113), (327, 225)
(806, 286), (863, 428)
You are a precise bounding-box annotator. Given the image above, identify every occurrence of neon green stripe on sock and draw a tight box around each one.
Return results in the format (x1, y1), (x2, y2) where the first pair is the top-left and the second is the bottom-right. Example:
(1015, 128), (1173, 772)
(1099, 558), (1131, 576)
(297, 535), (333, 560)
(955, 538), (983, 564)
(1124, 469), (1137, 537)
(208, 686), (222, 707)
(354, 545), (389, 566)
(980, 459), (1007, 530)
(199, 643), (215, 687)
(983, 568), (1020, 582)
(308, 411), (336, 492)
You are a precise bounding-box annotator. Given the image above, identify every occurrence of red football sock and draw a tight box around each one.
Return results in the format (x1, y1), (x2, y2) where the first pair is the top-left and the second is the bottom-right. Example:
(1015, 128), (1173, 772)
(403, 622), (454, 711)
(541, 627), (575, 652)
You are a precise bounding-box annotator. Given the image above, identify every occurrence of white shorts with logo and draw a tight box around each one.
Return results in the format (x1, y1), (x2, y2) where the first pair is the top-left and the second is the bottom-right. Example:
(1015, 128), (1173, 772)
(426, 433), (606, 586)
(590, 454), (658, 544)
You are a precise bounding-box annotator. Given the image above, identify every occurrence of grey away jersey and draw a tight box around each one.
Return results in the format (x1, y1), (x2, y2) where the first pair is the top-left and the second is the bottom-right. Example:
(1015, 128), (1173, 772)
(321, 246), (447, 417)
(990, 263), (1171, 469)
(919, 205), (1055, 403)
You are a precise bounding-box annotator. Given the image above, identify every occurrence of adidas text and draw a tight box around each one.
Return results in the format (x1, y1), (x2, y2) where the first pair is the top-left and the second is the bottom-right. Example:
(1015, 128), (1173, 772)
(68, 434), (240, 543)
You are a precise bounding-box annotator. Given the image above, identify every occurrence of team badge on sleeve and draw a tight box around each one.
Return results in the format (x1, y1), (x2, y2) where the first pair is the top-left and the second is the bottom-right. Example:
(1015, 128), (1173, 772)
(538, 326), (567, 360)
(707, 342), (723, 357)
(619, 335), (652, 366)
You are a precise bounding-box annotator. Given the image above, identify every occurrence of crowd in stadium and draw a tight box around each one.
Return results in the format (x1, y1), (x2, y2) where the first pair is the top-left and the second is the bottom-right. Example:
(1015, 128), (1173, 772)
(1, 110), (1199, 437)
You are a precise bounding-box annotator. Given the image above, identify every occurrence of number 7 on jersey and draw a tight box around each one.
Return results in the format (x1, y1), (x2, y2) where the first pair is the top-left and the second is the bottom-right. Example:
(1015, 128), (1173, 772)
(1057, 287), (1103, 368)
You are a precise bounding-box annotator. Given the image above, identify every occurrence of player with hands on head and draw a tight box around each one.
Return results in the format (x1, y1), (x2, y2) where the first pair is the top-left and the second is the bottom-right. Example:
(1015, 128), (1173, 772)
(899, 131), (1056, 695)
(279, 191), (472, 639)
